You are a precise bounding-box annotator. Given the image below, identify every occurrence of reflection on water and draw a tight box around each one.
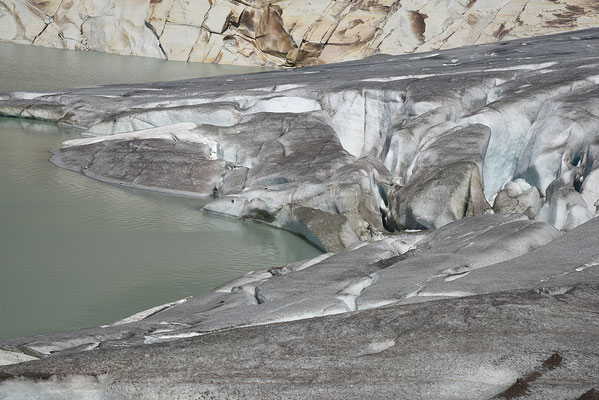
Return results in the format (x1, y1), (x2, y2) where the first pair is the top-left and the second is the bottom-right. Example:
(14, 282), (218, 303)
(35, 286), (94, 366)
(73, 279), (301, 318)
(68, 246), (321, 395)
(0, 45), (319, 340)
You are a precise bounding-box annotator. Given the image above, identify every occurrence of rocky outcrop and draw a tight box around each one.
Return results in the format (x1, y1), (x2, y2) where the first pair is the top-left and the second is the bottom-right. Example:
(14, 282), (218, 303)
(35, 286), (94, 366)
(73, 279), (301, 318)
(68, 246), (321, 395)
(1, 0), (598, 67)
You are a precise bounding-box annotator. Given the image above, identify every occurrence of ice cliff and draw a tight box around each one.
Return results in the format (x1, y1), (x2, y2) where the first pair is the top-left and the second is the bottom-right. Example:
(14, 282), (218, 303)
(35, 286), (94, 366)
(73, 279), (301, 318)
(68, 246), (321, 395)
(1, 0), (599, 66)
(0, 29), (599, 399)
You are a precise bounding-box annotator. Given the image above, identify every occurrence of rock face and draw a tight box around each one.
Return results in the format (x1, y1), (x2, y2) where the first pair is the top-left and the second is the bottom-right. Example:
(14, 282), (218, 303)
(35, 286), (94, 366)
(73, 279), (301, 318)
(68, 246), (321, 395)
(1, 30), (599, 398)
(0, 0), (598, 67)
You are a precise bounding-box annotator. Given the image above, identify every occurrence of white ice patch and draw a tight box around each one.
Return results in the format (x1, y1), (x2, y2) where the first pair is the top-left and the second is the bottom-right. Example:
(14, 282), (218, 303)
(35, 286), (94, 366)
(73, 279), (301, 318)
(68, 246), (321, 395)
(135, 98), (213, 109)
(575, 260), (599, 272)
(444, 271), (472, 282)
(247, 96), (322, 114)
(438, 366), (519, 398)
(291, 253), (334, 272)
(64, 122), (197, 145)
(410, 53), (439, 59)
(336, 274), (378, 311)
(66, 122), (223, 160)
(86, 107), (240, 135)
(361, 339), (396, 355)
(273, 84), (306, 92)
(0, 350), (38, 366)
(485, 62), (557, 72)
(361, 74), (436, 82)
(10, 92), (60, 100)
(321, 89), (404, 157)
(415, 290), (475, 298)
(108, 297), (191, 326)
(143, 332), (202, 344)
(356, 298), (398, 311)
(0, 375), (115, 400)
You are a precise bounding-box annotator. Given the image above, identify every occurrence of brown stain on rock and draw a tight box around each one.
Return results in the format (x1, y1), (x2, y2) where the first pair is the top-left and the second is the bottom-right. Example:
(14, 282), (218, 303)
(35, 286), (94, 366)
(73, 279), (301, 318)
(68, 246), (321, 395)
(255, 5), (296, 61)
(409, 11), (428, 44)
(545, 4), (587, 27)
(493, 23), (513, 39)
(566, 5), (586, 14)
(467, 13), (480, 25)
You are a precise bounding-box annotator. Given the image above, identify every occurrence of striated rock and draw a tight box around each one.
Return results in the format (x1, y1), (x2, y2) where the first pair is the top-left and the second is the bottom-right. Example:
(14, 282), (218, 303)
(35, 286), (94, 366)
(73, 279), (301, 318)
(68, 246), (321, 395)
(202, 3), (232, 34)
(167, 0), (211, 27)
(159, 23), (202, 61)
(1, 0), (598, 67)
(82, 0), (165, 58)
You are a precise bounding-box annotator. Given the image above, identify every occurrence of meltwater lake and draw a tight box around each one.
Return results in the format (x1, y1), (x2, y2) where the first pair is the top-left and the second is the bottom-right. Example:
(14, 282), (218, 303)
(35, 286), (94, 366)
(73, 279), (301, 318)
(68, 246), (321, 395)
(0, 43), (321, 340)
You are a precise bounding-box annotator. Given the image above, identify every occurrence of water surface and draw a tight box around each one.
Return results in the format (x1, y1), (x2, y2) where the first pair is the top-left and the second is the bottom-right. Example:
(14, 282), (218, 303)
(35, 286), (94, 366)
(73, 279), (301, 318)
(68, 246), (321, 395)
(0, 44), (319, 340)
(0, 42), (269, 92)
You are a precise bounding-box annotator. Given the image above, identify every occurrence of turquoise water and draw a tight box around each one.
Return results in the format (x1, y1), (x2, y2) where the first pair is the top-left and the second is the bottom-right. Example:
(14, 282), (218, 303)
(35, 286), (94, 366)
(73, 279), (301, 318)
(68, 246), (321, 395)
(0, 44), (320, 340)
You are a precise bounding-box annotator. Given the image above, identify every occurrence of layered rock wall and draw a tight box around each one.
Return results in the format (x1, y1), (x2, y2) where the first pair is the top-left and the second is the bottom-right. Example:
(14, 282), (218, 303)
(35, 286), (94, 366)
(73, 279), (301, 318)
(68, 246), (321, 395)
(1, 0), (598, 66)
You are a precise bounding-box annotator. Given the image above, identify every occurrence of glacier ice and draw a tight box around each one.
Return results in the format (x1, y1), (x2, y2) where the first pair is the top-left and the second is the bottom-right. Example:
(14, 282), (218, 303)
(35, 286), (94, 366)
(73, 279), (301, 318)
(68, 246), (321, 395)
(1, 29), (599, 398)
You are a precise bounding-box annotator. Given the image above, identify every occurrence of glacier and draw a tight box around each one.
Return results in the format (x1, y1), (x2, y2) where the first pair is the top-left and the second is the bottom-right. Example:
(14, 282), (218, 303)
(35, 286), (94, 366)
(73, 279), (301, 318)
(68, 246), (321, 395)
(1, 29), (599, 399)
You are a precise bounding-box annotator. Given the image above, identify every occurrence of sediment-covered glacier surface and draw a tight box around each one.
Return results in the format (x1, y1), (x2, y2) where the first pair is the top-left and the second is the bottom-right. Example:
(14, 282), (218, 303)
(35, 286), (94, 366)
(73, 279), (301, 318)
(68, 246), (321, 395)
(1, 29), (599, 399)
